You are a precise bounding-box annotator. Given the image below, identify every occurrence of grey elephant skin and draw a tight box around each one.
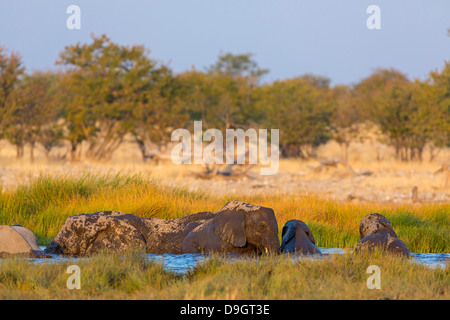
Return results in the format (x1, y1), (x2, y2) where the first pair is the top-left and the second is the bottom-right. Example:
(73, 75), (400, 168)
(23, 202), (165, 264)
(45, 201), (280, 255)
(181, 201), (280, 254)
(0, 225), (48, 258)
(45, 210), (214, 255)
(354, 213), (410, 257)
(280, 220), (322, 255)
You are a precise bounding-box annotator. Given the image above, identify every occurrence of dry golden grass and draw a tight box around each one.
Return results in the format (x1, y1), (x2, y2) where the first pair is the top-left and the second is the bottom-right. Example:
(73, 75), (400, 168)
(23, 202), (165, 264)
(1, 135), (449, 206)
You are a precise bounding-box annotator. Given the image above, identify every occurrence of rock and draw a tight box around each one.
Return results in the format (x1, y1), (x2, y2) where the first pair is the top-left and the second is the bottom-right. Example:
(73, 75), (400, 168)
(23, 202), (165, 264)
(0, 225), (48, 258)
(355, 213), (410, 257)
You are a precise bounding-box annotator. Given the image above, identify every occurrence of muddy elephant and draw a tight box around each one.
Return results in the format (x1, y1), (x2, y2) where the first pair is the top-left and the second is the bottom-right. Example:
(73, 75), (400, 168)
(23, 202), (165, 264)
(181, 201), (280, 254)
(280, 220), (322, 255)
(355, 213), (410, 257)
(45, 210), (215, 255)
(45, 201), (280, 255)
(0, 225), (48, 258)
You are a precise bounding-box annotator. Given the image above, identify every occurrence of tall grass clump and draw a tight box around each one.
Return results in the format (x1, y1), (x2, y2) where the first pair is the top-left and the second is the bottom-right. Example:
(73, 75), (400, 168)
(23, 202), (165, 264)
(0, 170), (210, 244)
(0, 249), (178, 299)
(171, 251), (449, 300)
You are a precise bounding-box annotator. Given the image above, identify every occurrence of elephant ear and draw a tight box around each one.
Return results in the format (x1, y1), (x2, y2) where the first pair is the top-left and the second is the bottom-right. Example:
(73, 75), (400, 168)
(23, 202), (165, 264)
(212, 209), (247, 247)
(299, 221), (316, 245)
(281, 223), (296, 245)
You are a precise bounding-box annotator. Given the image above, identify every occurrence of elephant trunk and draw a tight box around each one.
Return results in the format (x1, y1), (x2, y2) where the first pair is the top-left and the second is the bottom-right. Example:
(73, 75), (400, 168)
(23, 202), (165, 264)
(262, 236), (281, 254)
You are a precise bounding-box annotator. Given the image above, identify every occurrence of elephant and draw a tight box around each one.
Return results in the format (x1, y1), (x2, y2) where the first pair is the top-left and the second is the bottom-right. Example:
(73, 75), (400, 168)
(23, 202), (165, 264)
(0, 224), (48, 258)
(45, 210), (216, 255)
(354, 213), (410, 257)
(45, 201), (280, 256)
(181, 201), (280, 254)
(280, 220), (322, 255)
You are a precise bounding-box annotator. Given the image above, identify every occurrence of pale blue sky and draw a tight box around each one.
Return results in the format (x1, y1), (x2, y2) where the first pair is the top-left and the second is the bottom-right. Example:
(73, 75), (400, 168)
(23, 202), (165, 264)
(0, 0), (449, 85)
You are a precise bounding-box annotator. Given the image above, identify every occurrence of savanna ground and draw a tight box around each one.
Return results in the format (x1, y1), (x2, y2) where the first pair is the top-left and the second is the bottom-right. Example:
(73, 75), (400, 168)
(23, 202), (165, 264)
(0, 137), (449, 299)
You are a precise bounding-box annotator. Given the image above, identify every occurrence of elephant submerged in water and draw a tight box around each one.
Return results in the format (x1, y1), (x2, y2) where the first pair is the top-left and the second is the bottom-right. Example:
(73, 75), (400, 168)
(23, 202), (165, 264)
(45, 201), (280, 256)
(0, 225), (48, 258)
(355, 213), (410, 257)
(280, 220), (322, 255)
(45, 210), (213, 255)
(181, 201), (280, 254)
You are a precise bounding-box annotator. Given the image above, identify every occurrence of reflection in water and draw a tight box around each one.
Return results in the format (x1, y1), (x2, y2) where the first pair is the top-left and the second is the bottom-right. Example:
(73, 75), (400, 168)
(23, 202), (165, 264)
(3, 247), (448, 275)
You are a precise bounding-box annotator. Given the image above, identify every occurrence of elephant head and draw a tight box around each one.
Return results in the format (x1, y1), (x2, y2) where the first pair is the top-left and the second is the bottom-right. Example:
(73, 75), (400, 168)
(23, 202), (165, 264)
(359, 212), (397, 238)
(181, 201), (280, 254)
(355, 213), (410, 257)
(281, 220), (322, 255)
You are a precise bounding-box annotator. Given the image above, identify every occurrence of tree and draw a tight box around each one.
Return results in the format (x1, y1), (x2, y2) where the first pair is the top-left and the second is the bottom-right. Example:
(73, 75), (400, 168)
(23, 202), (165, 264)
(208, 52), (268, 85)
(413, 61), (450, 161)
(0, 47), (24, 145)
(173, 69), (255, 130)
(130, 66), (190, 161)
(354, 68), (420, 161)
(3, 71), (59, 161)
(57, 34), (165, 160)
(255, 75), (334, 158)
(330, 85), (362, 160)
(204, 53), (268, 130)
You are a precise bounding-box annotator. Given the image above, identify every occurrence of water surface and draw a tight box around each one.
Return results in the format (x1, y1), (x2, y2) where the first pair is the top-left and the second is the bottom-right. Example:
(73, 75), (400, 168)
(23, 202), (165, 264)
(12, 247), (445, 274)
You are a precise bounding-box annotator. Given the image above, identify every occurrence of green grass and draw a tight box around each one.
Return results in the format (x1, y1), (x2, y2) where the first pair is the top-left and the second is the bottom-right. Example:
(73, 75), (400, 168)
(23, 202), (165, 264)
(0, 250), (448, 299)
(0, 171), (449, 252)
